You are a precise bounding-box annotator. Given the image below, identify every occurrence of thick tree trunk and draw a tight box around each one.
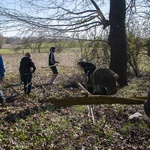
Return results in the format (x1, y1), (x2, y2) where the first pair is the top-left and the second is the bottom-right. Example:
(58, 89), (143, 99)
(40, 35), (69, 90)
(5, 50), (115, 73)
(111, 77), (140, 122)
(109, 0), (127, 87)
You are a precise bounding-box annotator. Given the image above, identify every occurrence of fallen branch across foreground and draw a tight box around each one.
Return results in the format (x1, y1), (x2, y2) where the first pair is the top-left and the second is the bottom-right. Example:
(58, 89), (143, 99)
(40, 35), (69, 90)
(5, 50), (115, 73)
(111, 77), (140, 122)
(49, 95), (146, 106)
(49, 82), (146, 106)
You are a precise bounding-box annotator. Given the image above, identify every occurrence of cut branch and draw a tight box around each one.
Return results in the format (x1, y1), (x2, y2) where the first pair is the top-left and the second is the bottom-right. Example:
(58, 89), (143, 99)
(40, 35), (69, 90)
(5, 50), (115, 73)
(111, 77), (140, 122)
(90, 0), (110, 29)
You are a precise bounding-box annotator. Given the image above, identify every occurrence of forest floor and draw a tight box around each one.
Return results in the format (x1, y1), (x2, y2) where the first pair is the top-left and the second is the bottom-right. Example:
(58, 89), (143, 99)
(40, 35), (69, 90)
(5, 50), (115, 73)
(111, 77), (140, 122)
(0, 52), (150, 149)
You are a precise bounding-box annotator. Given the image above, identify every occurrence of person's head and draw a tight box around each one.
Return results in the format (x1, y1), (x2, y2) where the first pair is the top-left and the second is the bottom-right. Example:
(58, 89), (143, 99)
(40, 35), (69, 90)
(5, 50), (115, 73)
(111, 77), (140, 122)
(50, 47), (55, 53)
(77, 59), (86, 66)
(25, 52), (31, 57)
(77, 61), (82, 67)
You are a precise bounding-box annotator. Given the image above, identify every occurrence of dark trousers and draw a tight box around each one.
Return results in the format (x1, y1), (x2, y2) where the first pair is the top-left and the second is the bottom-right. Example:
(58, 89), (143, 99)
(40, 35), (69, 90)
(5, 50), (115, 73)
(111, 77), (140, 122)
(21, 74), (32, 94)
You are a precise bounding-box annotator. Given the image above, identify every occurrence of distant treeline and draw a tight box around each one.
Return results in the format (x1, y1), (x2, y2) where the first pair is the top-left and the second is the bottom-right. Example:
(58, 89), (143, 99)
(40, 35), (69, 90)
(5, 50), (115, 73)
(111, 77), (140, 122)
(3, 37), (79, 47)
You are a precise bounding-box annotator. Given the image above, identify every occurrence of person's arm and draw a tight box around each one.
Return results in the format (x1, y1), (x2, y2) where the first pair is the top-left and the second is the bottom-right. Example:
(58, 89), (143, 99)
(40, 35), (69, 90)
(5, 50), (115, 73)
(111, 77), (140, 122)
(31, 63), (36, 73)
(30, 59), (36, 73)
(53, 53), (59, 64)
(49, 52), (55, 65)
(84, 69), (88, 74)
(48, 53), (51, 65)
(81, 63), (89, 74)
(0, 55), (6, 79)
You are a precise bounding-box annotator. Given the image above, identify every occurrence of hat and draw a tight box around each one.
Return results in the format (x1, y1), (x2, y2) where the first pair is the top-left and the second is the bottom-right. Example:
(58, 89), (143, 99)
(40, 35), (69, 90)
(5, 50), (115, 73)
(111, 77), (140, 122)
(50, 47), (55, 52)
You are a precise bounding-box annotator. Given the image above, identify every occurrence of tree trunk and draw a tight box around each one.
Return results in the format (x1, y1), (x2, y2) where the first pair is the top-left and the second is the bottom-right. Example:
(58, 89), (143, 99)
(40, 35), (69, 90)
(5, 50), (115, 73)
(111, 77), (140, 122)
(109, 0), (127, 87)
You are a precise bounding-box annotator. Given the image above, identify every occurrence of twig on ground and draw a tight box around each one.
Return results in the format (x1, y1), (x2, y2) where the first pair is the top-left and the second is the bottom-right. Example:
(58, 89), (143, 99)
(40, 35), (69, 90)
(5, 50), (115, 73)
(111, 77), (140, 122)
(2, 80), (43, 111)
(77, 82), (95, 124)
(33, 73), (47, 93)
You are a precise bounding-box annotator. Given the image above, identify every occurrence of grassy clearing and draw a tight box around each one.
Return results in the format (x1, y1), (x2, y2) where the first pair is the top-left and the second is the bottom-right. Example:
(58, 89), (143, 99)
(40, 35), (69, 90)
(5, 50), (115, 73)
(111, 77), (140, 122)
(0, 49), (33, 54)
(0, 49), (14, 54)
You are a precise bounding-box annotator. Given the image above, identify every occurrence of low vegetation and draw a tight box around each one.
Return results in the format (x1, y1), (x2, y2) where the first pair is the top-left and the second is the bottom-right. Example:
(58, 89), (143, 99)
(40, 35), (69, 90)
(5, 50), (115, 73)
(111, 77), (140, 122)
(0, 51), (149, 149)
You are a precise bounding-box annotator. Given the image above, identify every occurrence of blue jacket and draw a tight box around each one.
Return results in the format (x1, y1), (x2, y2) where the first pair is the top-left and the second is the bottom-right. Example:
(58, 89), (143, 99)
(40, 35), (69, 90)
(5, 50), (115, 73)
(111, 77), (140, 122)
(0, 55), (6, 80)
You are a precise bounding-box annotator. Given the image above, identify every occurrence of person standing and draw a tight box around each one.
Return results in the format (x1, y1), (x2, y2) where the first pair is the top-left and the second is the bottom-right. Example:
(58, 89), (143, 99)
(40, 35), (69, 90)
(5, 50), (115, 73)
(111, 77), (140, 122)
(0, 55), (6, 106)
(48, 47), (59, 85)
(19, 52), (36, 95)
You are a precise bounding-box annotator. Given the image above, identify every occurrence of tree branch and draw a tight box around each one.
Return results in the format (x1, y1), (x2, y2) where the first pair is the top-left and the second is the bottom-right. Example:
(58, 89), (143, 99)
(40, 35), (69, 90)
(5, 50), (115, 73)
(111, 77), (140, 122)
(90, 0), (110, 29)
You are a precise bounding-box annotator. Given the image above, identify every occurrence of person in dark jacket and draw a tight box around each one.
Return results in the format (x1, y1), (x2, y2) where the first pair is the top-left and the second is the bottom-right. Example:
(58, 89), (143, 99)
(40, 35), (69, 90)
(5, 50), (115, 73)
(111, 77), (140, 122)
(48, 47), (59, 85)
(0, 55), (6, 106)
(19, 52), (36, 95)
(78, 60), (96, 84)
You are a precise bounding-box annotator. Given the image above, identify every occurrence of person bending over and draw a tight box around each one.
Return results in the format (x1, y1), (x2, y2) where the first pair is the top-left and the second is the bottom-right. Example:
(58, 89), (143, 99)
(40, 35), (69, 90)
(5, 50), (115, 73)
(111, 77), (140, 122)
(78, 60), (96, 84)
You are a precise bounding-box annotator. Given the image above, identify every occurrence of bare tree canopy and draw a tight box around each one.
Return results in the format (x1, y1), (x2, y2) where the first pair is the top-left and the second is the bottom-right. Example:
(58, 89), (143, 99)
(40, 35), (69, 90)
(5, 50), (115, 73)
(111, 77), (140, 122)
(0, 0), (109, 37)
(0, 0), (149, 38)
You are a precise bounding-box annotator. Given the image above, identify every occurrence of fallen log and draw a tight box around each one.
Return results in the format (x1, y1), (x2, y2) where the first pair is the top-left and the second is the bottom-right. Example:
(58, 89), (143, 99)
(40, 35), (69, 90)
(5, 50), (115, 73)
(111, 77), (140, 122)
(49, 95), (146, 106)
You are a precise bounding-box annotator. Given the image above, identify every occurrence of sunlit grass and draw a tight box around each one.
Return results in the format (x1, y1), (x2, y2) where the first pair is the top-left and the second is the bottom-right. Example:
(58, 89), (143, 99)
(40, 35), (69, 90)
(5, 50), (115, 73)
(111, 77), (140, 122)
(0, 49), (32, 54)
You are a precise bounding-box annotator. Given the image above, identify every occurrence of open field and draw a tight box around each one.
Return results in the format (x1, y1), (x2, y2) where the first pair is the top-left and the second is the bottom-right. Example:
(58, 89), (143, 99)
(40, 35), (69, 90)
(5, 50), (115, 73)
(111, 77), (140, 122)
(0, 49), (33, 54)
(0, 52), (149, 149)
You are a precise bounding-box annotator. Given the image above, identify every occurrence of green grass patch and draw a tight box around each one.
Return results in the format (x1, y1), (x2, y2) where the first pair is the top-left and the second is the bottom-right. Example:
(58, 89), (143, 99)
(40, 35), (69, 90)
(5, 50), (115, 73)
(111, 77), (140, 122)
(0, 48), (32, 54)
(0, 49), (14, 54)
